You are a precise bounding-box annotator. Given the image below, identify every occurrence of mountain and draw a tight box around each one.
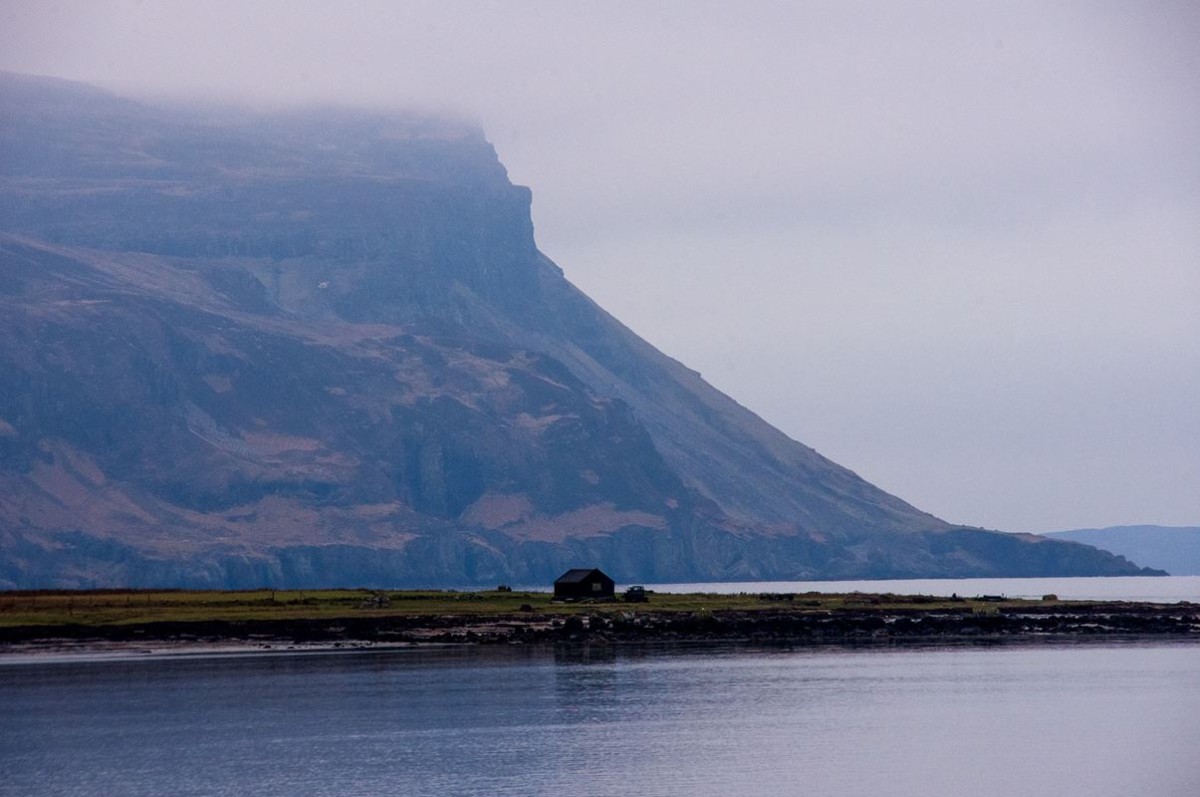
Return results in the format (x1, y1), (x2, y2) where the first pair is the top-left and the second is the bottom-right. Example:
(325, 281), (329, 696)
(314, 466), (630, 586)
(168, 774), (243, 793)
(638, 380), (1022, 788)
(1042, 527), (1200, 576)
(0, 72), (1158, 588)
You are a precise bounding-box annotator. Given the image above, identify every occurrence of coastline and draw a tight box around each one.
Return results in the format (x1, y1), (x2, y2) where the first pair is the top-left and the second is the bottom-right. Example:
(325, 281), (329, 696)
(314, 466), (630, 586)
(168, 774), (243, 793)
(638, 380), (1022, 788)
(3, 591), (1198, 660)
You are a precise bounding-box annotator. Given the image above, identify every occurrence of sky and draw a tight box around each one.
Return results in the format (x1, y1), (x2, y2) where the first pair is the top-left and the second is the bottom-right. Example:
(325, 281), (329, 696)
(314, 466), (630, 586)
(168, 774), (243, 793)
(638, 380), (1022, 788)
(2, 0), (1198, 532)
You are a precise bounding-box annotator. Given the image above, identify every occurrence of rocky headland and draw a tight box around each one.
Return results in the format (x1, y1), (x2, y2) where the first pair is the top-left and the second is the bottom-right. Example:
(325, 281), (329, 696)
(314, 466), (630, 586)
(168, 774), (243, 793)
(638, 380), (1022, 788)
(0, 72), (1161, 588)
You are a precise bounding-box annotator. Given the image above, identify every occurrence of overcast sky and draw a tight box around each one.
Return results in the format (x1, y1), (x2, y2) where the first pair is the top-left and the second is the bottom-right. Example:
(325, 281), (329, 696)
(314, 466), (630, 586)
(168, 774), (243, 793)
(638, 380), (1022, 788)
(3, 0), (1198, 532)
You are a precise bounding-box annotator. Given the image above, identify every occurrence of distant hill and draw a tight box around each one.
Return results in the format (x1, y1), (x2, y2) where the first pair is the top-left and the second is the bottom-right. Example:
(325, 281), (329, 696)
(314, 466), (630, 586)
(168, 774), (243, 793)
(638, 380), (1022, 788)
(0, 72), (1160, 588)
(1042, 527), (1200, 576)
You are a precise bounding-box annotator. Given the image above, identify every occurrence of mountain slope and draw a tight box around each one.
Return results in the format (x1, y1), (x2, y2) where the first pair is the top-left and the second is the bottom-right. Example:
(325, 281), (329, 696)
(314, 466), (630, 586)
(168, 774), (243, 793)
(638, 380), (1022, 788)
(1043, 527), (1200, 576)
(0, 72), (1157, 587)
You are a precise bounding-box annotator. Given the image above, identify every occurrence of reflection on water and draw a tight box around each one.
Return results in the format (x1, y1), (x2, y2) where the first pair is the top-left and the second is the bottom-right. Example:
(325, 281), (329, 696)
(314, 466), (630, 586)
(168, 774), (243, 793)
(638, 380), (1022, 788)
(2, 643), (1199, 797)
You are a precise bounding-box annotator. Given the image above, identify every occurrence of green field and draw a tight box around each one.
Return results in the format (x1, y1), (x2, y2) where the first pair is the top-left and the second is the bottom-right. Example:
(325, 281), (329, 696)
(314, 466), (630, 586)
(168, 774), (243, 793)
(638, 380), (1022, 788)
(0, 588), (1049, 629)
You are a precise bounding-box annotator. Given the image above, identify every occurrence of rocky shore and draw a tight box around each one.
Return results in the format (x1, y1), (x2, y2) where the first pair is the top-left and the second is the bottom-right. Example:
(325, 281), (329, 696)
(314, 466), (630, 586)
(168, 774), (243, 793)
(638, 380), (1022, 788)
(3, 601), (1197, 657)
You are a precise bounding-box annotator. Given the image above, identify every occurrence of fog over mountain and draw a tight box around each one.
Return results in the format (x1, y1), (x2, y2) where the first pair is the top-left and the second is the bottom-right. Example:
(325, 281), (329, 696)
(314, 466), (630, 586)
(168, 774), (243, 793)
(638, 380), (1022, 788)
(1, 1), (1196, 534)
(0, 73), (1161, 588)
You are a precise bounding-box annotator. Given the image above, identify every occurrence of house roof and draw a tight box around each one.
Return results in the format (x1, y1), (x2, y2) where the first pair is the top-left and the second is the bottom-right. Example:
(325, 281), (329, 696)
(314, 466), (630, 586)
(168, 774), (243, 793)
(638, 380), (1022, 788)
(555, 568), (610, 584)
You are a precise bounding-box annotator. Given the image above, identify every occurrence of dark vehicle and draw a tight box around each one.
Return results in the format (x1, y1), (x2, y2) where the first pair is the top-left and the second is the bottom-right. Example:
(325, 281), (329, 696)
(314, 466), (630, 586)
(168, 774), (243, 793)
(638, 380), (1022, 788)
(623, 586), (648, 603)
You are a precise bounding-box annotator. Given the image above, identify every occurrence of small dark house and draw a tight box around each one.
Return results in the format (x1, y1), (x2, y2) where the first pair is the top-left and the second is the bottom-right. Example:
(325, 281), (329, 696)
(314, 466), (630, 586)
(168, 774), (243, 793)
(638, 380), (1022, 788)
(553, 568), (616, 601)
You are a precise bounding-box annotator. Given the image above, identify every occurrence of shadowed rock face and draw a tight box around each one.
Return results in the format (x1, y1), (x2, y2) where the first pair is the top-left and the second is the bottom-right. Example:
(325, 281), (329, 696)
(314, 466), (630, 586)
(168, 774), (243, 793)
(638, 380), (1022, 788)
(0, 72), (1159, 588)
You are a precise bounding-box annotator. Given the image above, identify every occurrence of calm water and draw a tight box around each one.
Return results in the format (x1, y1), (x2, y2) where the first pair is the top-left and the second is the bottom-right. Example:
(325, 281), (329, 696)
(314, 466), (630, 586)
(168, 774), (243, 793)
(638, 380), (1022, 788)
(644, 575), (1200, 603)
(2, 643), (1199, 797)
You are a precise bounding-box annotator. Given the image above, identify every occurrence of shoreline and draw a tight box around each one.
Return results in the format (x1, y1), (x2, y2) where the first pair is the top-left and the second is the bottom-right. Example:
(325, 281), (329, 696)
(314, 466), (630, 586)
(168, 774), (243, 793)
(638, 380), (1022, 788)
(4, 597), (1198, 660)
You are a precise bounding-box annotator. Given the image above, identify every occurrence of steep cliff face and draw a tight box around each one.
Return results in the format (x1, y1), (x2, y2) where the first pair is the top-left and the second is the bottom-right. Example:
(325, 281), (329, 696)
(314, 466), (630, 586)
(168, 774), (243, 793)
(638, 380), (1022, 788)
(0, 73), (1157, 587)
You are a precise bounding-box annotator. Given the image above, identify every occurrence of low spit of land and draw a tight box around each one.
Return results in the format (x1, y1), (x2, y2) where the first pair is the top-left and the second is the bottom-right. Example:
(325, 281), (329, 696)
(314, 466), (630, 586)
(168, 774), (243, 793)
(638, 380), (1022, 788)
(1, 588), (1197, 656)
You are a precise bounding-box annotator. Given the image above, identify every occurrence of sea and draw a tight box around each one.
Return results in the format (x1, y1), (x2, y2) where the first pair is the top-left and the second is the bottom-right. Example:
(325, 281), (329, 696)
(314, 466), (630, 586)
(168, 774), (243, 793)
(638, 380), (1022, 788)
(2, 576), (1198, 797)
(640, 574), (1200, 603)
